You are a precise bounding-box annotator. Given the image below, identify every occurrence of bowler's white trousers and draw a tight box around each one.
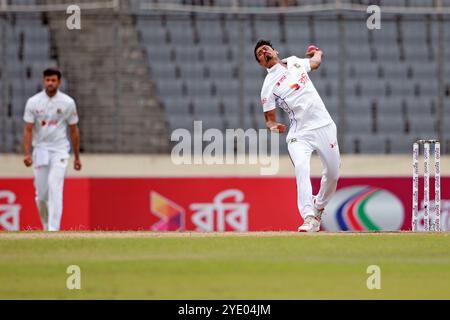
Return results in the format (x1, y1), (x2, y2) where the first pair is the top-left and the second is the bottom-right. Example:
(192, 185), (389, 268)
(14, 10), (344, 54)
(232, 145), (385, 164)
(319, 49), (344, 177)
(33, 148), (69, 231)
(287, 122), (340, 219)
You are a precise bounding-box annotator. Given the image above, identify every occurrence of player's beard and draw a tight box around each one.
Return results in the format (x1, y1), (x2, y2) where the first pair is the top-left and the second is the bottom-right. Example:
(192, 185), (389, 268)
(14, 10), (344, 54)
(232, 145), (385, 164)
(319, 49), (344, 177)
(265, 54), (273, 62)
(45, 86), (57, 96)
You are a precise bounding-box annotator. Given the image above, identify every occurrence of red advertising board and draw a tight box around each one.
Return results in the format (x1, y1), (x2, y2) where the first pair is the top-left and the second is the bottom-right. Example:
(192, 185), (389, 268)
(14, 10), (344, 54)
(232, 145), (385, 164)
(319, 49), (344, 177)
(1, 177), (449, 231)
(0, 178), (90, 231)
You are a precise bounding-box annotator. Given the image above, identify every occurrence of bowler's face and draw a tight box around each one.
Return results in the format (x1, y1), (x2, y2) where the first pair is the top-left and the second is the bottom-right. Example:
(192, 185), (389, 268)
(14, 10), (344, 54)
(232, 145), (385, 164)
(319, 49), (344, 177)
(256, 45), (278, 68)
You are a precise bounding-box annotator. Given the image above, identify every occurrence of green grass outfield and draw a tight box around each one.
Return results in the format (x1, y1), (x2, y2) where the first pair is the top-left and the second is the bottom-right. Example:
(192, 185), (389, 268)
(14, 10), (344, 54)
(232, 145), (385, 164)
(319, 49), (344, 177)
(0, 232), (449, 299)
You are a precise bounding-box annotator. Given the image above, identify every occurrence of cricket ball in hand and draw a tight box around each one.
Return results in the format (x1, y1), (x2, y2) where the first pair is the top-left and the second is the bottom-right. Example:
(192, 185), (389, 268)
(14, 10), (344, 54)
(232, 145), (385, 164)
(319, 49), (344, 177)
(306, 45), (319, 58)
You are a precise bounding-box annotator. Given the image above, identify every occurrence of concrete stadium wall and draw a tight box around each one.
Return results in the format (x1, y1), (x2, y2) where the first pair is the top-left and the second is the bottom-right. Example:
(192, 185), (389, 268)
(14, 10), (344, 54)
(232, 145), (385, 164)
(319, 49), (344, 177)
(1, 154), (449, 177)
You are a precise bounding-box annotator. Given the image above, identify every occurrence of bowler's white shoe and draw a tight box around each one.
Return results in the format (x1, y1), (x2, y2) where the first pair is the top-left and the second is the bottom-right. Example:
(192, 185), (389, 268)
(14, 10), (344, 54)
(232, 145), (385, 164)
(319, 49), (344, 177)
(312, 195), (325, 220)
(298, 216), (321, 233)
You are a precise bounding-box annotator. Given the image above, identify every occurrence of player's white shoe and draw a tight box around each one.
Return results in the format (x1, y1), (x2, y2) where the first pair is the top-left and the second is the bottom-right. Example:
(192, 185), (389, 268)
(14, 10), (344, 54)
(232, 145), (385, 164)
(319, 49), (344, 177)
(298, 196), (325, 232)
(298, 216), (321, 232)
(312, 195), (325, 221)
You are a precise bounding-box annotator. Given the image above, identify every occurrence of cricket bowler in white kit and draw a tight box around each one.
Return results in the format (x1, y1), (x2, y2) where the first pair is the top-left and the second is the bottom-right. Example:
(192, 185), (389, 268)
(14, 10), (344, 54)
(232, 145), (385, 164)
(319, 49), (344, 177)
(255, 40), (340, 232)
(22, 68), (82, 231)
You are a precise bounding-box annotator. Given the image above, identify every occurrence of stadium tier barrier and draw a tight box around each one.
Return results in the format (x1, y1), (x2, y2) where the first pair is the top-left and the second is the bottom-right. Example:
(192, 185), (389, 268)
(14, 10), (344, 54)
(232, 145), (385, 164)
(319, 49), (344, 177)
(1, 154), (450, 177)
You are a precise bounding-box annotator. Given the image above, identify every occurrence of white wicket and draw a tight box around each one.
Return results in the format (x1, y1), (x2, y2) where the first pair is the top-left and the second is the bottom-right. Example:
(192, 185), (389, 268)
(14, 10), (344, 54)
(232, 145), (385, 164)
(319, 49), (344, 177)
(423, 142), (430, 231)
(412, 140), (441, 232)
(435, 142), (441, 232)
(412, 142), (419, 231)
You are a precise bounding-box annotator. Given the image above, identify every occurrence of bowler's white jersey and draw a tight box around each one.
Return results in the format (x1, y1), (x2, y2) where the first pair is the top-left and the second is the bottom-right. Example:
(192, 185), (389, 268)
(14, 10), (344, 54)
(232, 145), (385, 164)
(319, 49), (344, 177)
(23, 90), (79, 153)
(260, 56), (333, 141)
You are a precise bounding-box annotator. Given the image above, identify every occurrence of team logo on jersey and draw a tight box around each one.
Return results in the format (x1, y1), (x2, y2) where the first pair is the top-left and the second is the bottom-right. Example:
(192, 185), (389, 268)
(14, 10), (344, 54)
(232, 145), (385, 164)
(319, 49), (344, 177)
(57, 108), (62, 114)
(294, 63), (301, 68)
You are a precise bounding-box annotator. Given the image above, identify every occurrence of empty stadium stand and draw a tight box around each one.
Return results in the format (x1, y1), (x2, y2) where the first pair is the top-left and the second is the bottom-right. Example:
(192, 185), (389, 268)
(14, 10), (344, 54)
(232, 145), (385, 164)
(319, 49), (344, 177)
(133, 0), (449, 154)
(0, 1), (59, 153)
(0, 0), (449, 154)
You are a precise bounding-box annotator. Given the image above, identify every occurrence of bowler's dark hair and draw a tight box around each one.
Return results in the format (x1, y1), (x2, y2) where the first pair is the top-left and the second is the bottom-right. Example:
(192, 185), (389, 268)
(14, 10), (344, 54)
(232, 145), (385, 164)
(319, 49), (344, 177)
(254, 39), (274, 62)
(43, 68), (62, 79)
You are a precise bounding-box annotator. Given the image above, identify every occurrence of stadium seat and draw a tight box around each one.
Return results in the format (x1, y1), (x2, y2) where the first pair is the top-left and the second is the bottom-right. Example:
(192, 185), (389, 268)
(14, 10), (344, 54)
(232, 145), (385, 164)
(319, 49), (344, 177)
(4, 1), (448, 154)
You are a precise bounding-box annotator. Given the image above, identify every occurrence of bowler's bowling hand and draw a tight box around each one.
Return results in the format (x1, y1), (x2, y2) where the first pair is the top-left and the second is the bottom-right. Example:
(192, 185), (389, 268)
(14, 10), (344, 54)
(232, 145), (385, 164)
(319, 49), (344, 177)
(24, 154), (33, 167)
(306, 45), (320, 58)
